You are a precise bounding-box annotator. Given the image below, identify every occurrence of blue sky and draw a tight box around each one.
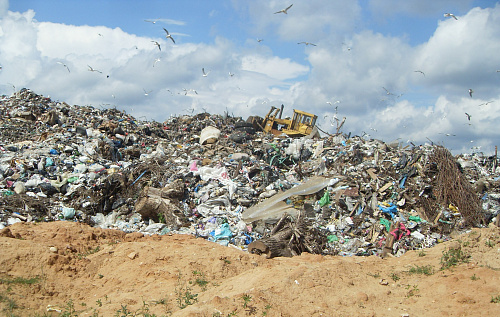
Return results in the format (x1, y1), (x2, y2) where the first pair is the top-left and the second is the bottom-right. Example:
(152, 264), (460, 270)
(1, 0), (500, 155)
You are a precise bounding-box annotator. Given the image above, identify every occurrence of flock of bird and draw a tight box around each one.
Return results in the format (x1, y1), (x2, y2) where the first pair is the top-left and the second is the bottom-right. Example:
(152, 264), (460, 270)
(3, 3), (498, 150)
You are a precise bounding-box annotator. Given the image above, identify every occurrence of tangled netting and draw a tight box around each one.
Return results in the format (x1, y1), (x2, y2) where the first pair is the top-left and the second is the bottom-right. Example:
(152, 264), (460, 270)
(430, 146), (484, 226)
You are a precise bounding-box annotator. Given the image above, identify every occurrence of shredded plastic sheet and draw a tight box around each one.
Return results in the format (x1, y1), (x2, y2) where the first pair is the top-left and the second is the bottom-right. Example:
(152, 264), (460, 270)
(242, 177), (337, 222)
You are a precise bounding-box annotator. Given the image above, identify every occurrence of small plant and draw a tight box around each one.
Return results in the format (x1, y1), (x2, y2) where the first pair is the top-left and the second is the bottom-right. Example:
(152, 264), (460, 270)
(367, 272), (380, 278)
(0, 276), (40, 285)
(485, 240), (495, 248)
(220, 257), (231, 264)
(405, 284), (419, 298)
(418, 250), (426, 257)
(158, 212), (166, 224)
(78, 246), (101, 259)
(0, 293), (18, 315)
(60, 299), (77, 317)
(262, 304), (272, 316)
(408, 265), (434, 276)
(441, 247), (470, 270)
(98, 274), (104, 279)
(191, 271), (209, 291)
(471, 274), (480, 281)
(491, 295), (500, 303)
(175, 272), (198, 309)
(390, 272), (400, 281)
(115, 304), (132, 316)
(96, 299), (102, 307)
(241, 294), (252, 308)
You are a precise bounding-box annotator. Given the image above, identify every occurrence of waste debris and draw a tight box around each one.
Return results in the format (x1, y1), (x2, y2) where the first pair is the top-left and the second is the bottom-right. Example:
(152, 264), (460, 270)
(1, 88), (499, 259)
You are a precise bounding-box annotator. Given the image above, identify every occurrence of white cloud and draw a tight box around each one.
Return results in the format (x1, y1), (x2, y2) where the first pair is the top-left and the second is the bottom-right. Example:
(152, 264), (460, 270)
(0, 2), (499, 156)
(368, 0), (474, 17)
(241, 55), (309, 81)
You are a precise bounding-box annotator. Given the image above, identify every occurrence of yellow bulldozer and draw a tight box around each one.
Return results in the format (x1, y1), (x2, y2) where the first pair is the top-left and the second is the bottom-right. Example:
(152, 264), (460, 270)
(248, 105), (318, 138)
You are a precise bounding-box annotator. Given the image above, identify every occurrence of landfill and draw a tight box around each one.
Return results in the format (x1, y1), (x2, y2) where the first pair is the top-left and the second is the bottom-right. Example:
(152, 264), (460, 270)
(1, 88), (499, 259)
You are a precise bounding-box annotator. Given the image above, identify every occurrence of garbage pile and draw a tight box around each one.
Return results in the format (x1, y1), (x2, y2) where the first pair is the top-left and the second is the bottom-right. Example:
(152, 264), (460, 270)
(1, 89), (499, 258)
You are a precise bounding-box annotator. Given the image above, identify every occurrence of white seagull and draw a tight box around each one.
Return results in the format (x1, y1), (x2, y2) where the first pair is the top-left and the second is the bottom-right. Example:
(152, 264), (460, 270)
(414, 70), (425, 76)
(257, 38), (263, 43)
(478, 101), (493, 107)
(274, 4), (293, 14)
(382, 87), (395, 96)
(57, 62), (70, 73)
(202, 68), (210, 77)
(87, 65), (102, 74)
(151, 41), (161, 51)
(326, 101), (340, 106)
(444, 13), (458, 20)
(468, 88), (474, 97)
(143, 89), (152, 96)
(183, 88), (198, 95)
(298, 42), (317, 46)
(163, 28), (175, 43)
(153, 58), (161, 67)
(144, 19), (157, 24)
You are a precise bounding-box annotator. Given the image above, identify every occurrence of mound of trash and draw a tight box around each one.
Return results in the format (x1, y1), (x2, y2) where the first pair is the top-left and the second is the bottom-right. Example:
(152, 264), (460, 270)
(1, 88), (499, 258)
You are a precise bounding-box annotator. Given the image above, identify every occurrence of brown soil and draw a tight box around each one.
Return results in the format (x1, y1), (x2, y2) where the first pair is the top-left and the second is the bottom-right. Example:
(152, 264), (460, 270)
(0, 222), (499, 317)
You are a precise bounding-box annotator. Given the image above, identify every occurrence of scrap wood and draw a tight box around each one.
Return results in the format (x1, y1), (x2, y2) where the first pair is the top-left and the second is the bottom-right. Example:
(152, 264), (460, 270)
(248, 211), (325, 258)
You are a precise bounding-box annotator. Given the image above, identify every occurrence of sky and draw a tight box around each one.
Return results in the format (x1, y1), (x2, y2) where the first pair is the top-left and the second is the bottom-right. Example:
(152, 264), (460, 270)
(1, 0), (500, 155)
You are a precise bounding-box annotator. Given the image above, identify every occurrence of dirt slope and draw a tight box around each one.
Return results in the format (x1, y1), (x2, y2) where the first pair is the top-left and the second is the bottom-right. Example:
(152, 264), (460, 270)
(0, 221), (499, 317)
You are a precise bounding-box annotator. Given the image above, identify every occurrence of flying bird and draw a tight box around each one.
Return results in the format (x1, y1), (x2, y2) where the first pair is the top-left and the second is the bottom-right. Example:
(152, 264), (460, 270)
(439, 133), (456, 136)
(298, 42), (317, 46)
(478, 101), (493, 106)
(163, 28), (175, 43)
(257, 38), (263, 43)
(202, 68), (210, 77)
(144, 19), (157, 24)
(229, 72), (234, 77)
(414, 70), (425, 76)
(465, 112), (471, 121)
(87, 65), (102, 73)
(326, 101), (340, 106)
(151, 41), (161, 51)
(468, 88), (474, 97)
(153, 58), (161, 67)
(57, 62), (70, 73)
(382, 87), (395, 96)
(444, 13), (458, 20)
(274, 4), (293, 14)
(143, 89), (152, 96)
(183, 88), (198, 95)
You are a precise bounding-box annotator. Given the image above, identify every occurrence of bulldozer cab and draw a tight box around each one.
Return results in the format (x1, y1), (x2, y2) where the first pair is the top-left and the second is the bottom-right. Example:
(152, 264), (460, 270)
(282, 109), (317, 137)
(248, 105), (318, 137)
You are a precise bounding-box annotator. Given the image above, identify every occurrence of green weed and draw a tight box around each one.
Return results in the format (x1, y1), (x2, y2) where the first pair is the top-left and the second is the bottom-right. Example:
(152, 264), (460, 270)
(175, 272), (198, 309)
(491, 295), (500, 303)
(485, 240), (495, 248)
(405, 284), (419, 298)
(241, 294), (252, 308)
(440, 247), (470, 270)
(390, 272), (400, 281)
(471, 274), (480, 281)
(77, 246), (101, 259)
(0, 276), (40, 285)
(262, 304), (272, 316)
(408, 265), (434, 276)
(418, 250), (426, 257)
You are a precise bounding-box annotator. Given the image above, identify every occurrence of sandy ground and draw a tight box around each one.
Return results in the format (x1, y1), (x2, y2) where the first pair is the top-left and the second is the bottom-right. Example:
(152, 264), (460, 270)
(0, 221), (499, 317)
